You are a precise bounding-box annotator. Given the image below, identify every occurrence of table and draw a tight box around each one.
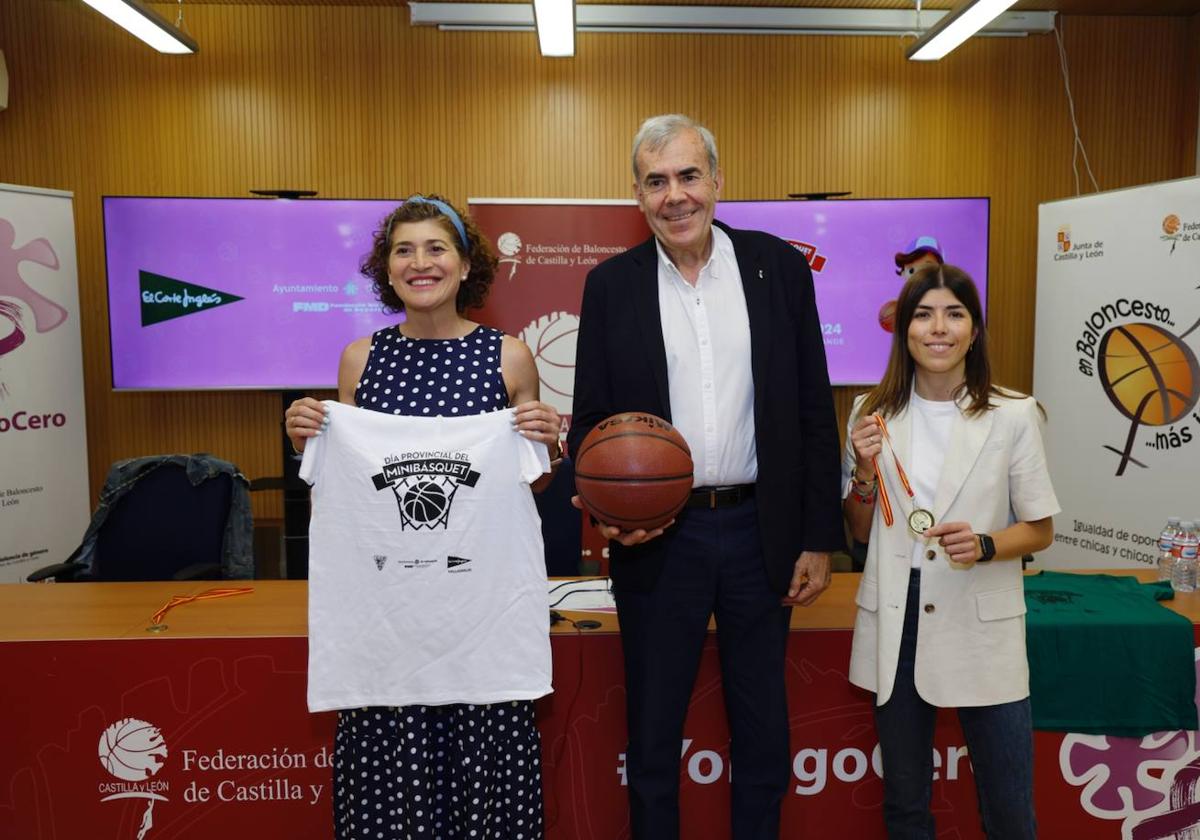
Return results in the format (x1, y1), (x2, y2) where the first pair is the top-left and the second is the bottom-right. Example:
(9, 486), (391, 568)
(2, 571), (1197, 839)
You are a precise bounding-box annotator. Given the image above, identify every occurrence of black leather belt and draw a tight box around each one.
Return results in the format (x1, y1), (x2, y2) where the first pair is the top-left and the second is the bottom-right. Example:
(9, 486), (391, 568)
(686, 484), (756, 509)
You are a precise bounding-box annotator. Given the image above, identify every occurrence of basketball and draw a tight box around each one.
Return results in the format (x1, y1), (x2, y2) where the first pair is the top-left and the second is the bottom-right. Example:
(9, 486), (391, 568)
(1099, 323), (1198, 426)
(402, 480), (449, 525)
(98, 717), (167, 781)
(574, 412), (694, 532)
(878, 299), (897, 333)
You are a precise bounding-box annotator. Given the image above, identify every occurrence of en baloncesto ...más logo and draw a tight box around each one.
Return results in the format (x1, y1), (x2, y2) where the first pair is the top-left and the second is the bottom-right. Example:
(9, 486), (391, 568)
(1073, 292), (1200, 477)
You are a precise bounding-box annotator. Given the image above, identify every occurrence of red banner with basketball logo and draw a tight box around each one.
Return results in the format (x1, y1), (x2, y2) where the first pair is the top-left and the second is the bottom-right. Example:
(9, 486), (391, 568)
(468, 200), (649, 573)
(3, 629), (1191, 839)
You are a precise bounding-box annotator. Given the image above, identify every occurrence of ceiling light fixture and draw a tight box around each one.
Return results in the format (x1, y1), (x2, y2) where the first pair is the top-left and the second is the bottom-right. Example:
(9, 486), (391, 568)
(533, 0), (575, 56)
(80, 0), (198, 55)
(409, 4), (1053, 41)
(906, 0), (1019, 61)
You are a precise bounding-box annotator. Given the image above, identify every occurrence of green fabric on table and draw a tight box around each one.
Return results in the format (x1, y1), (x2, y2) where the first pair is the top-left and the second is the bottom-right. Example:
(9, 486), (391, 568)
(1024, 571), (1197, 736)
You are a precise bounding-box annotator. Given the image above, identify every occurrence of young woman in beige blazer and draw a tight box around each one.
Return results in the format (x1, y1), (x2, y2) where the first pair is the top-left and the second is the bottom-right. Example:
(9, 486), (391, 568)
(843, 264), (1059, 839)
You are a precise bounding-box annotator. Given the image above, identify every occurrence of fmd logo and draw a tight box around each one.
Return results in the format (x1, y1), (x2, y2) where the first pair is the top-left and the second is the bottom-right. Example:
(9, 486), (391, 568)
(138, 270), (243, 326)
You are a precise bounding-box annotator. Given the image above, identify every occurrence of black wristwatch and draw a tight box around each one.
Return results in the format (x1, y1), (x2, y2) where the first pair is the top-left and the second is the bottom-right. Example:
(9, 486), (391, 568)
(976, 533), (996, 563)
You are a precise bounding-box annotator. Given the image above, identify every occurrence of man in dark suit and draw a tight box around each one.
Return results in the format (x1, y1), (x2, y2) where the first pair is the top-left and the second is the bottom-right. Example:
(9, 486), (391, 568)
(567, 114), (844, 839)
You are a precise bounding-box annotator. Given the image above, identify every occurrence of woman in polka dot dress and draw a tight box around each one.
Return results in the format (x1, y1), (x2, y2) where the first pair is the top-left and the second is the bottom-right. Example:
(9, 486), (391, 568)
(285, 195), (562, 839)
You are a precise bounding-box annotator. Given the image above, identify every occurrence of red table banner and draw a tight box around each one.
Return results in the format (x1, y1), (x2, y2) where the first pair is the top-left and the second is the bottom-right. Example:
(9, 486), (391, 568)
(5, 628), (1199, 838)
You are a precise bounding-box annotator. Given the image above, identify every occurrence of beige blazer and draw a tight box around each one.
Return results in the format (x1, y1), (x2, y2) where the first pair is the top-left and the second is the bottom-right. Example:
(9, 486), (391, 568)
(844, 390), (1060, 707)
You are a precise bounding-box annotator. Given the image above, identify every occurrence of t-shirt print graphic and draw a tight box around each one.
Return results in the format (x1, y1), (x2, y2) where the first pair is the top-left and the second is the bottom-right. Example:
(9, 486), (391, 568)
(371, 452), (481, 530)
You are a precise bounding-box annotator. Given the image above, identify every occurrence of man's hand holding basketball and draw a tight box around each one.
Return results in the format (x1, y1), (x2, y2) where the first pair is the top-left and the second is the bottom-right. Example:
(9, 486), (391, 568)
(570, 495), (673, 546)
(782, 551), (831, 606)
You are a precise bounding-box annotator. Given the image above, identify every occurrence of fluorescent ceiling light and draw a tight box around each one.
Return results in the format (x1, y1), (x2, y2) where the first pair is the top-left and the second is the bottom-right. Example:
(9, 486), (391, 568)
(906, 0), (1017, 61)
(533, 0), (575, 56)
(81, 0), (198, 54)
(409, 4), (1053, 40)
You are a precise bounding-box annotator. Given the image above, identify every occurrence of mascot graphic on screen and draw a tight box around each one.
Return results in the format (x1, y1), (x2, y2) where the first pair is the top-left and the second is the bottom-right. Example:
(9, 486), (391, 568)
(878, 235), (944, 333)
(0, 217), (65, 363)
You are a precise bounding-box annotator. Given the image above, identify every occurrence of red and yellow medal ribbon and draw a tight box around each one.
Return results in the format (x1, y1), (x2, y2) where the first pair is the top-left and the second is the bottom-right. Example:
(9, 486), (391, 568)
(870, 414), (915, 529)
(149, 586), (253, 629)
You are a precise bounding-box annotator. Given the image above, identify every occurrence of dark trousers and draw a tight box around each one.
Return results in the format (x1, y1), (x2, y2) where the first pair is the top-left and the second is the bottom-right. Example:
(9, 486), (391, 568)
(874, 570), (1037, 840)
(613, 498), (792, 840)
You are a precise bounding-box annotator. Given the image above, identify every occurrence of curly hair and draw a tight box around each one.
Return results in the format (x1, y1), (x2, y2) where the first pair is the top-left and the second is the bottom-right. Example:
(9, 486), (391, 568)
(360, 195), (498, 314)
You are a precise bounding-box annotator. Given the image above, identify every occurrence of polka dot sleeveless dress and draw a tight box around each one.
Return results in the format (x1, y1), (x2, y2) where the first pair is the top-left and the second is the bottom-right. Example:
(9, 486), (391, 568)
(333, 324), (544, 839)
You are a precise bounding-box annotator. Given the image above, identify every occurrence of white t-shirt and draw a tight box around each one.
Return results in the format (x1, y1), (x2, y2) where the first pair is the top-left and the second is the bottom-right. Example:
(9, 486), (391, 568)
(908, 393), (957, 568)
(300, 401), (552, 711)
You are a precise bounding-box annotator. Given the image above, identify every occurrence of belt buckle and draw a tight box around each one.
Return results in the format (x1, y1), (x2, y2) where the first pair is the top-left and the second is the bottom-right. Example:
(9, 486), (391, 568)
(708, 488), (718, 509)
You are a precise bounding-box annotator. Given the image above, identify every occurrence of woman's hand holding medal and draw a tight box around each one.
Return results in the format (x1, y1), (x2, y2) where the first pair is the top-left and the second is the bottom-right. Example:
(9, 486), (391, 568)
(848, 417), (882, 506)
(849, 416), (883, 477)
(855, 413), (936, 535)
(924, 521), (983, 567)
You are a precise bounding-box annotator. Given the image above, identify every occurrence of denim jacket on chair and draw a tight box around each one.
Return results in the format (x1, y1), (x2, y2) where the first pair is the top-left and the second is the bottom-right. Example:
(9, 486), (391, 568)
(70, 453), (253, 579)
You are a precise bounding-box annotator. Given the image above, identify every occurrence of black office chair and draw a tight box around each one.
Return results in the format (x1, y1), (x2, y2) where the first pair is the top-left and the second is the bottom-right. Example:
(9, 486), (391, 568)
(27, 458), (252, 582)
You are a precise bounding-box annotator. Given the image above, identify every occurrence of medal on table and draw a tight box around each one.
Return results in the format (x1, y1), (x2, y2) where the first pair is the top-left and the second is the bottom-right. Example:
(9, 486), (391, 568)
(870, 414), (936, 536)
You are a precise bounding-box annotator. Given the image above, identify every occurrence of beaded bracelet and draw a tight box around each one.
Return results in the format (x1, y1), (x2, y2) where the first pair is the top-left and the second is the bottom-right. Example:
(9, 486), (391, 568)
(851, 467), (876, 486)
(850, 483), (877, 505)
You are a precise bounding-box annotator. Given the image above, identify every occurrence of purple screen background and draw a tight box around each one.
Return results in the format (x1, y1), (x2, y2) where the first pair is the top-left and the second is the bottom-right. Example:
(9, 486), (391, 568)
(716, 198), (989, 385)
(104, 197), (403, 389)
(104, 196), (987, 390)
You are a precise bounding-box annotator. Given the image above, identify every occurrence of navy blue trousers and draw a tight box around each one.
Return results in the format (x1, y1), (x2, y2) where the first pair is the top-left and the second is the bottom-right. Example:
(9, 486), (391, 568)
(613, 498), (793, 840)
(874, 570), (1037, 839)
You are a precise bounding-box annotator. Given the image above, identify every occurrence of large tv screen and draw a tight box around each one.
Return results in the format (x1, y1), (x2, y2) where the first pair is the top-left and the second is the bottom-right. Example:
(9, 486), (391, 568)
(104, 196), (988, 391)
(715, 198), (989, 385)
(103, 197), (404, 390)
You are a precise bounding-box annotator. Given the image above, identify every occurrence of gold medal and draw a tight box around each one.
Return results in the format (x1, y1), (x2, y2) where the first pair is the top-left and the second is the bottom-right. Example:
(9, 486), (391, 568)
(872, 414), (937, 539)
(908, 508), (935, 534)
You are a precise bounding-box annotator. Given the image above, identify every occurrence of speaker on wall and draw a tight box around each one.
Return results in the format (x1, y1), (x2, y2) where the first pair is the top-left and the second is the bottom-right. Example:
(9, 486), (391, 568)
(0, 50), (8, 111)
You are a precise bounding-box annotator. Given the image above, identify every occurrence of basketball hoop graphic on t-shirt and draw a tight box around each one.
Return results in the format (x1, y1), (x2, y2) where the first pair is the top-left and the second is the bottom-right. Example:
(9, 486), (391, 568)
(372, 452), (481, 530)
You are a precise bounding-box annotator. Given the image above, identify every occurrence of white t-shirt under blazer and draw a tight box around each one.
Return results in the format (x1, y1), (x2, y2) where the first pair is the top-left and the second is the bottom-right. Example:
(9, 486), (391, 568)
(301, 400), (552, 712)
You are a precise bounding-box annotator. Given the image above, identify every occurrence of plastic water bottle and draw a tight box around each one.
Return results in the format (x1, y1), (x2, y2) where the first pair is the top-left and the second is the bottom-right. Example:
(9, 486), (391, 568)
(1173, 520), (1198, 593)
(1159, 517), (1181, 582)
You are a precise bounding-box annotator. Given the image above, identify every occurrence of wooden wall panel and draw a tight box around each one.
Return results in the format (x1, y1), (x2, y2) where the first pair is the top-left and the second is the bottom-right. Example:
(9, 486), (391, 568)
(0, 2), (1196, 519)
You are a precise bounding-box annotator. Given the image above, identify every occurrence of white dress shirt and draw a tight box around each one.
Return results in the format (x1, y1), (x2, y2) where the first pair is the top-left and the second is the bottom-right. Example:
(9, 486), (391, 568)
(655, 225), (757, 488)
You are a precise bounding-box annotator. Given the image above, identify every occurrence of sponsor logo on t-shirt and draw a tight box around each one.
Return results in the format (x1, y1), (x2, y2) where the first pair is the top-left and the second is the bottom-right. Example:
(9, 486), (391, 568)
(447, 555), (472, 573)
(1026, 590), (1082, 606)
(397, 558), (437, 570)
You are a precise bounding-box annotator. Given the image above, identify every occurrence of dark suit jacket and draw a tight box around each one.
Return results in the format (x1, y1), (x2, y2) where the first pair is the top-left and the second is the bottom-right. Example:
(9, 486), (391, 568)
(568, 220), (845, 594)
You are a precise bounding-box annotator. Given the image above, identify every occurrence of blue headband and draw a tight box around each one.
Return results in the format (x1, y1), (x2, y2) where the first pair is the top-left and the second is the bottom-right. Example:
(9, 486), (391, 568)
(401, 195), (470, 255)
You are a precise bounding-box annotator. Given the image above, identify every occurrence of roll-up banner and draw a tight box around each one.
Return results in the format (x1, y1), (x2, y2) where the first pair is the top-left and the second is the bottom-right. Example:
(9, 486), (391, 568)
(0, 183), (89, 582)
